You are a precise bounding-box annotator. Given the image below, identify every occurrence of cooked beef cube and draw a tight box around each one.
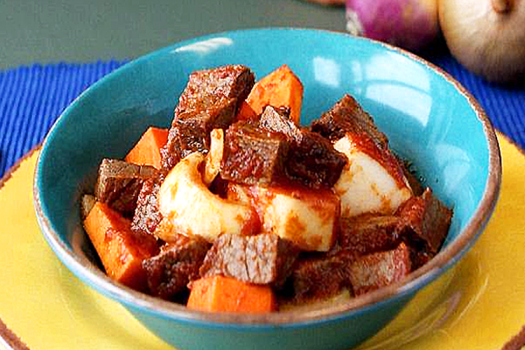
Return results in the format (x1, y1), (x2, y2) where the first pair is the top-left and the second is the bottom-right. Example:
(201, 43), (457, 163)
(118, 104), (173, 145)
(94, 159), (156, 216)
(260, 105), (347, 189)
(221, 121), (290, 185)
(348, 242), (411, 296)
(311, 94), (389, 149)
(409, 247), (433, 270)
(199, 233), (299, 287)
(397, 156), (425, 196)
(176, 65), (255, 108)
(286, 130), (347, 189)
(143, 234), (210, 300)
(131, 170), (165, 236)
(162, 65), (255, 170)
(338, 215), (401, 256)
(259, 105), (301, 141)
(396, 188), (453, 253)
(290, 251), (354, 303)
(169, 98), (237, 160)
(80, 194), (96, 220)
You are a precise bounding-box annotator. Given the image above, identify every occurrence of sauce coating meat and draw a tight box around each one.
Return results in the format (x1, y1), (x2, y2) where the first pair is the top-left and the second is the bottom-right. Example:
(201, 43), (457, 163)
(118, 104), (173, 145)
(161, 65), (255, 170)
(82, 64), (453, 313)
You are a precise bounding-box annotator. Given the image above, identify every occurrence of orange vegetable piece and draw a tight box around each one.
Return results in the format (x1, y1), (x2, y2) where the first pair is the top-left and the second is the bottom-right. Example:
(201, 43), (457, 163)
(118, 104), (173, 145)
(187, 276), (277, 313)
(238, 65), (303, 124)
(125, 127), (169, 169)
(83, 202), (158, 290)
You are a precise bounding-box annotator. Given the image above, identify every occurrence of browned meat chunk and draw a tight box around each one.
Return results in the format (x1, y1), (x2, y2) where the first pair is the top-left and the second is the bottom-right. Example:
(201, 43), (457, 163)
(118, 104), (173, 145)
(94, 159), (156, 216)
(338, 215), (401, 256)
(260, 105), (347, 189)
(221, 121), (290, 185)
(348, 243), (411, 296)
(131, 170), (165, 236)
(162, 65), (255, 169)
(169, 98), (237, 160)
(286, 130), (347, 189)
(199, 233), (299, 287)
(396, 188), (453, 254)
(289, 251), (354, 303)
(311, 94), (389, 149)
(397, 156), (425, 196)
(259, 105), (301, 140)
(409, 248), (433, 270)
(143, 234), (210, 300)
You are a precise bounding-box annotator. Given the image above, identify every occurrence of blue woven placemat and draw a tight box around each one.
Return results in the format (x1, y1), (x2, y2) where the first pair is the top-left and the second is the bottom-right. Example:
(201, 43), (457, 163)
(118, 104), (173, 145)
(0, 55), (523, 177)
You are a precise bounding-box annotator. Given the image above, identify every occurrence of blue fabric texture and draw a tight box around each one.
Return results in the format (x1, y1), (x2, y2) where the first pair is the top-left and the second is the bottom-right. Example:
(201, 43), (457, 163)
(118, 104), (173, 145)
(0, 61), (126, 176)
(0, 56), (523, 177)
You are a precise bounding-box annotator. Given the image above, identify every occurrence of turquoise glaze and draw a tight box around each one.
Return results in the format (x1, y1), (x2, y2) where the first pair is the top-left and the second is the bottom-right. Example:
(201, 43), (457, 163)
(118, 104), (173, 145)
(34, 29), (500, 350)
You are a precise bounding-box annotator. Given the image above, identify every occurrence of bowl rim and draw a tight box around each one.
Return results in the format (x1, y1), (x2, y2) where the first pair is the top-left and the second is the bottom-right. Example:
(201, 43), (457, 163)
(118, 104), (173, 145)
(33, 27), (502, 327)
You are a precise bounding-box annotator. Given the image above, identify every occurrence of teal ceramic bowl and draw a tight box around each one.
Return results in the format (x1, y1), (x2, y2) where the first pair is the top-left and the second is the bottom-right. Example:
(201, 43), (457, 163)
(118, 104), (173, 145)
(34, 28), (501, 350)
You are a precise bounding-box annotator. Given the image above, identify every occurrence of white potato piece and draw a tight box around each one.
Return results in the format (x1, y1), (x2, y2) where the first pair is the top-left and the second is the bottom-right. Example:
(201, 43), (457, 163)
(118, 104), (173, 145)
(334, 133), (412, 217)
(228, 184), (339, 252)
(203, 128), (224, 186)
(158, 152), (258, 242)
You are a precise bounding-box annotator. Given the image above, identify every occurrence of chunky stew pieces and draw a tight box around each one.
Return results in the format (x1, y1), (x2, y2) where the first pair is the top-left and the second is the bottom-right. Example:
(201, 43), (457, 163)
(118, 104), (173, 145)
(81, 64), (452, 313)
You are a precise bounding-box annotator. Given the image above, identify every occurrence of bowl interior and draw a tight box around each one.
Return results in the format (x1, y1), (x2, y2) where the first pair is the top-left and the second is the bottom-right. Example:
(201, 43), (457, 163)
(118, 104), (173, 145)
(35, 29), (497, 323)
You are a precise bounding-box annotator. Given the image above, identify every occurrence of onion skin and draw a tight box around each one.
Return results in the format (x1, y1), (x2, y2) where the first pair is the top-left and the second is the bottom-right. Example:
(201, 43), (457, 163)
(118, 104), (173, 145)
(346, 0), (439, 52)
(302, 0), (345, 6)
(439, 0), (525, 83)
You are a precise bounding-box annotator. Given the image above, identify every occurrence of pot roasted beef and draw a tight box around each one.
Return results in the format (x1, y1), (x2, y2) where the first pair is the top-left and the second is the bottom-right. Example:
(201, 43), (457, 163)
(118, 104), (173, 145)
(200, 233), (299, 288)
(161, 65), (255, 170)
(260, 105), (347, 189)
(143, 233), (210, 300)
(311, 94), (389, 149)
(131, 170), (166, 236)
(221, 121), (290, 185)
(94, 159), (156, 217)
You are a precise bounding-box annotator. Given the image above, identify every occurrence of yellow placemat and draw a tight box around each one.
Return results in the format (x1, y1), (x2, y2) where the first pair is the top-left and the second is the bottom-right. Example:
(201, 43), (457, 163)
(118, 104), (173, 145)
(0, 134), (524, 350)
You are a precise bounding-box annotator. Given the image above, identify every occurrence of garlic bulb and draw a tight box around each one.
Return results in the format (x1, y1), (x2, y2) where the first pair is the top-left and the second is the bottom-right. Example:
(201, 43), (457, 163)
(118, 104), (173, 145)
(439, 0), (525, 83)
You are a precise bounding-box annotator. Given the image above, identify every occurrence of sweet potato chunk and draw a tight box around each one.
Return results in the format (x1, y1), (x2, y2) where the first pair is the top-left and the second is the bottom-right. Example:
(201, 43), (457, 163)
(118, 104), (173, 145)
(83, 202), (158, 290)
(125, 127), (169, 169)
(187, 276), (277, 313)
(238, 65), (303, 124)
